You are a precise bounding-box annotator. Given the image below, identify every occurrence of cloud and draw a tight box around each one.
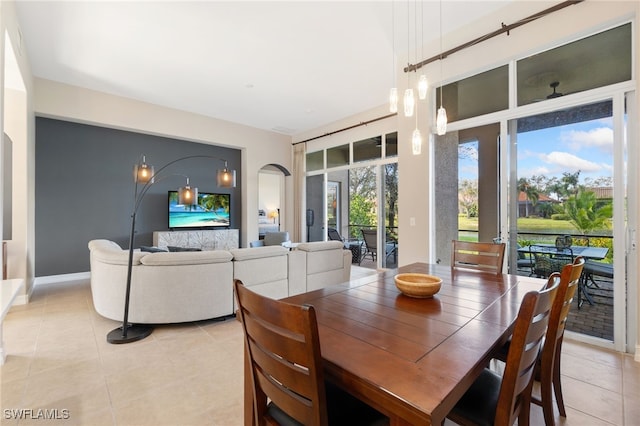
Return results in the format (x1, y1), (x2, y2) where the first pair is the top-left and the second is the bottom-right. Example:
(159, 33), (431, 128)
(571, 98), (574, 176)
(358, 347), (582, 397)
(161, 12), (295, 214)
(540, 151), (604, 172)
(521, 166), (551, 176)
(561, 127), (613, 153)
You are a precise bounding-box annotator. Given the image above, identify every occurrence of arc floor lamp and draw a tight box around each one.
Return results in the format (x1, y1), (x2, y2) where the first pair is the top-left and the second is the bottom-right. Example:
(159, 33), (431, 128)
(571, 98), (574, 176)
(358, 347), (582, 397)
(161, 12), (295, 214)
(107, 155), (236, 344)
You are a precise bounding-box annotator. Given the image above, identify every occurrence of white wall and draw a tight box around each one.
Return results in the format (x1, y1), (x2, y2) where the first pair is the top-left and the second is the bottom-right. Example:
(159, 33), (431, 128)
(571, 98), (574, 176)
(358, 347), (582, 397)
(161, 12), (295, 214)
(34, 79), (293, 248)
(1, 0), (35, 300)
(258, 171), (282, 216)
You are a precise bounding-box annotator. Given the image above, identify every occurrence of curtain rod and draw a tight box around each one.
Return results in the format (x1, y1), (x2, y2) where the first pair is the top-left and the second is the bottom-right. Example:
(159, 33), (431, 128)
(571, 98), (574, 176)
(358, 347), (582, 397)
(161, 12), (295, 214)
(404, 0), (583, 73)
(293, 113), (397, 145)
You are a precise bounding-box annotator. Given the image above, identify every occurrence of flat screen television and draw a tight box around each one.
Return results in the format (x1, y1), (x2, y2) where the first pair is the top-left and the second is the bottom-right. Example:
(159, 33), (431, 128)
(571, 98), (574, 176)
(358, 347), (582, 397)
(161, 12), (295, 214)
(168, 191), (230, 229)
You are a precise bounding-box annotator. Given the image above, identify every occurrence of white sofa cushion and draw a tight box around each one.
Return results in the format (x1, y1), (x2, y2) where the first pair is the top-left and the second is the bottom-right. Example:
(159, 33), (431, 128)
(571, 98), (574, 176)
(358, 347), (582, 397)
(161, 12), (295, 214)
(140, 250), (232, 266)
(230, 245), (288, 261)
(231, 246), (290, 302)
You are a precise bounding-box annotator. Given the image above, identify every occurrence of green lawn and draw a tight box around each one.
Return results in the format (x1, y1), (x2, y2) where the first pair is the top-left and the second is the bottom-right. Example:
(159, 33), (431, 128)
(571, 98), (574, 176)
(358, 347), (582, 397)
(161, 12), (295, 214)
(458, 216), (577, 233)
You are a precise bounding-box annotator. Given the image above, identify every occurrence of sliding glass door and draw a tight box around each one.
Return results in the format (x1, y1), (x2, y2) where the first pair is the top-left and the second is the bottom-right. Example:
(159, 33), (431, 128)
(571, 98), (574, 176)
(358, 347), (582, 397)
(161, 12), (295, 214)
(508, 101), (622, 343)
(305, 131), (398, 269)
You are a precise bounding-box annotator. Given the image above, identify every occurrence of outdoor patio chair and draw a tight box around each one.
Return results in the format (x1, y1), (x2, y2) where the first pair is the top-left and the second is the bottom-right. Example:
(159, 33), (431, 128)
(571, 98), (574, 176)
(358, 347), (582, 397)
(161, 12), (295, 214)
(579, 259), (614, 309)
(517, 243), (535, 273)
(529, 244), (573, 278)
(327, 227), (345, 242)
(360, 229), (397, 265)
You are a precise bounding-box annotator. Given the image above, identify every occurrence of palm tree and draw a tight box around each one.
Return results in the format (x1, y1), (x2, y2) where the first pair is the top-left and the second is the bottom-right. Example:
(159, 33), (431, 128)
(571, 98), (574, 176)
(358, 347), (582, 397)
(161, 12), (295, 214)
(564, 189), (612, 235)
(517, 177), (539, 217)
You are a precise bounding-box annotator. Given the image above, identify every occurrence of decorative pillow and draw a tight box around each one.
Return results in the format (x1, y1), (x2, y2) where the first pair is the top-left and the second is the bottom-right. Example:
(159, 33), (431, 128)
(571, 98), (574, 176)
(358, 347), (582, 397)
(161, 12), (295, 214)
(140, 246), (168, 253)
(167, 246), (202, 252)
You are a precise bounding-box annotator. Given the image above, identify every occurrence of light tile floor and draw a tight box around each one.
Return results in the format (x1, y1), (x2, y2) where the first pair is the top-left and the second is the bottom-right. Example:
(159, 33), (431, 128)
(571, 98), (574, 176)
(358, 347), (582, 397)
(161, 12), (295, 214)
(1, 267), (638, 425)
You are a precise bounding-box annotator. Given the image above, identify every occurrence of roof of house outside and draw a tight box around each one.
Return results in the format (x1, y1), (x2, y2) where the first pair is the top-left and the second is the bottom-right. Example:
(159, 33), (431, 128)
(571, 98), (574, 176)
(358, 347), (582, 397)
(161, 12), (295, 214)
(586, 187), (613, 199)
(518, 192), (559, 203)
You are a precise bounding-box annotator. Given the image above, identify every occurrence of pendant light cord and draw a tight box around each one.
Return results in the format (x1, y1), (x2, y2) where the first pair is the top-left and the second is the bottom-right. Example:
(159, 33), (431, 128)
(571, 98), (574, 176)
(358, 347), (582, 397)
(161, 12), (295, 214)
(439, 0), (443, 108)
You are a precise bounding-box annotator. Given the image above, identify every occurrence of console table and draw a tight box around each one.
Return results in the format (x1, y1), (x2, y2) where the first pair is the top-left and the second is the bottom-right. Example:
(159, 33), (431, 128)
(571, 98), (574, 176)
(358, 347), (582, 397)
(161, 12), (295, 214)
(153, 229), (239, 250)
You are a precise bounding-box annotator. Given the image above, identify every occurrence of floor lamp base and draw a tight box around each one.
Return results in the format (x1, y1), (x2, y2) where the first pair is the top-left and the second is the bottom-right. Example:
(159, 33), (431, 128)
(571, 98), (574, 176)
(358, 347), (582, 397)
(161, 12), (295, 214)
(107, 324), (153, 344)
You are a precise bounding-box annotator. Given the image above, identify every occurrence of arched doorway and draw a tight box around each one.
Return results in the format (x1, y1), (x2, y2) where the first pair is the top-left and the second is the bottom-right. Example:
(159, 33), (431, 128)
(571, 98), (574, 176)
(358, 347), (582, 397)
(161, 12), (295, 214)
(258, 164), (289, 240)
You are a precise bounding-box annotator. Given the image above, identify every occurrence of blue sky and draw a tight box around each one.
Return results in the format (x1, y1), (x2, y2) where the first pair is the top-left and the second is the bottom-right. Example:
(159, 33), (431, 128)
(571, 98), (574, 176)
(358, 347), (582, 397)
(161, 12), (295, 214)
(459, 117), (615, 184)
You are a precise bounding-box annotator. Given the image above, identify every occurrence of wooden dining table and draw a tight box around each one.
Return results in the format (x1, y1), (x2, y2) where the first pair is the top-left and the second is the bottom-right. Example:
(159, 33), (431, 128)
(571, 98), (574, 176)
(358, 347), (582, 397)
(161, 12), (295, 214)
(243, 262), (546, 425)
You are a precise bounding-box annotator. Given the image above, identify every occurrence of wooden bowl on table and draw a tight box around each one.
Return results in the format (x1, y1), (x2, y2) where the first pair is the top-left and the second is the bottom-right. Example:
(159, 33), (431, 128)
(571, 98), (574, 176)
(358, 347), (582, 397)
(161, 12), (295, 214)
(394, 273), (442, 298)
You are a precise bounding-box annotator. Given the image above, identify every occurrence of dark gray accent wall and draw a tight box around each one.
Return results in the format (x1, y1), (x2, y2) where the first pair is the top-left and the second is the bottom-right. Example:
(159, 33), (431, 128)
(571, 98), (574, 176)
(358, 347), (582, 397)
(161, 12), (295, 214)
(35, 118), (241, 276)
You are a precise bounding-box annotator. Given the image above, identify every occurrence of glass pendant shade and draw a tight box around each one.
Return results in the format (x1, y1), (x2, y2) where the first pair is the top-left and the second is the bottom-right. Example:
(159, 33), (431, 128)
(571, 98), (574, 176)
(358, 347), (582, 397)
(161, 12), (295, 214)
(403, 88), (415, 117)
(217, 168), (236, 188)
(436, 106), (448, 135)
(134, 157), (154, 184)
(178, 185), (198, 205)
(389, 88), (398, 113)
(412, 128), (422, 155)
(418, 75), (428, 100)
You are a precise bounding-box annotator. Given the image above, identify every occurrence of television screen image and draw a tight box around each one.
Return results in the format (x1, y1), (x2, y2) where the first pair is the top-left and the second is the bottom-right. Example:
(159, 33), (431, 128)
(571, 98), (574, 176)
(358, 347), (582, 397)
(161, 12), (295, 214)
(168, 191), (230, 229)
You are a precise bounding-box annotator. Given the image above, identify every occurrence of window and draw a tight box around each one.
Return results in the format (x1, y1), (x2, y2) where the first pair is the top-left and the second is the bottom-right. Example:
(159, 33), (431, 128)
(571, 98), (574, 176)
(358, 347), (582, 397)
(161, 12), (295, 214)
(353, 137), (382, 163)
(306, 150), (323, 172)
(517, 24), (631, 106)
(327, 144), (349, 168)
(437, 65), (509, 122)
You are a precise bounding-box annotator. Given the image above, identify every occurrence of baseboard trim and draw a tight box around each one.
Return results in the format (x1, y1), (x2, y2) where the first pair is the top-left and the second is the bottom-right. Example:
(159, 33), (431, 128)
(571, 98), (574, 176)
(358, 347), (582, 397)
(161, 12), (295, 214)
(34, 272), (90, 287)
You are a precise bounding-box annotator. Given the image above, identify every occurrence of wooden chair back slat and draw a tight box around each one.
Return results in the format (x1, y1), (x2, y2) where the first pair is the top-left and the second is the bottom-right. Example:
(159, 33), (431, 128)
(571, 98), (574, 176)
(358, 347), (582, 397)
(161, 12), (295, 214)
(451, 240), (506, 274)
(495, 274), (559, 425)
(535, 256), (585, 425)
(235, 279), (327, 426)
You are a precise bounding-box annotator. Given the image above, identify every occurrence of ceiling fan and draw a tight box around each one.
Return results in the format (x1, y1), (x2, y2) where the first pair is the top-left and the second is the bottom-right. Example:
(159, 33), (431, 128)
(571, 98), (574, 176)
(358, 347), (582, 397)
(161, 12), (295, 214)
(531, 81), (570, 103)
(546, 81), (564, 99)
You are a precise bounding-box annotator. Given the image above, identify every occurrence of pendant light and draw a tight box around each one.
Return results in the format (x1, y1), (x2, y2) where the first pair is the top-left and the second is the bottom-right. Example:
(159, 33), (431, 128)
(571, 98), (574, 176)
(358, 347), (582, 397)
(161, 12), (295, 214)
(436, 0), (447, 135)
(134, 155), (154, 184)
(412, 116), (422, 155)
(178, 177), (198, 205)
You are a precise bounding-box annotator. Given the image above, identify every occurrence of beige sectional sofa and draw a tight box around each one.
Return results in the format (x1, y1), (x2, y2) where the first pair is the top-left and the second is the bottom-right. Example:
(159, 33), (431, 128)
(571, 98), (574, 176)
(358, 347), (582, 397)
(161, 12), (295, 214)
(88, 239), (351, 324)
(88, 239), (234, 324)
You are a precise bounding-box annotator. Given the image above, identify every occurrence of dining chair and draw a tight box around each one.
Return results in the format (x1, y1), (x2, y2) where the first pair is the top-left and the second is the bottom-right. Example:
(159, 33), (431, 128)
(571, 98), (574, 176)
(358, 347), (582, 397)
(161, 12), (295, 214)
(234, 280), (388, 426)
(446, 274), (560, 426)
(493, 256), (585, 426)
(451, 240), (506, 274)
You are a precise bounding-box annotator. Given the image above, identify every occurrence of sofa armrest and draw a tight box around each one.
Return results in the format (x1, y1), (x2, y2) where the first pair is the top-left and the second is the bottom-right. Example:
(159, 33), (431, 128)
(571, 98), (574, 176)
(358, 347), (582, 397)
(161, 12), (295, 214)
(89, 239), (146, 266)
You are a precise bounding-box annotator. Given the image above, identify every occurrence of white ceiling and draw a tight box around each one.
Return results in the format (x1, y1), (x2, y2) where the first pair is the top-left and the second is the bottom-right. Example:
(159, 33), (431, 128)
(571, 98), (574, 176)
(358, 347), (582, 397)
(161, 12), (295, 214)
(14, 1), (516, 136)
